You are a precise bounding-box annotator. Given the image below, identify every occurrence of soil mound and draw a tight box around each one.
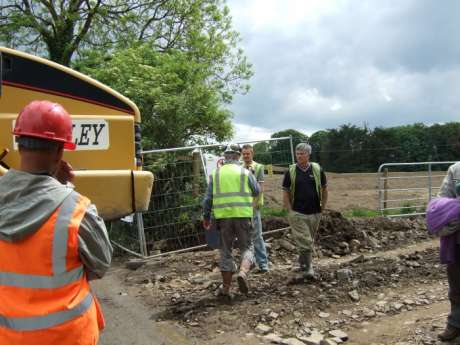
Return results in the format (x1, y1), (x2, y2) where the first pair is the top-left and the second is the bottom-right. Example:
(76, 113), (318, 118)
(265, 210), (429, 258)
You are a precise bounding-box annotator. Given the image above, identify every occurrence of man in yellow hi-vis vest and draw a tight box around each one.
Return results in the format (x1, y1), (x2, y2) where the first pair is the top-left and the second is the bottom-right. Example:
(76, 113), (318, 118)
(0, 101), (112, 344)
(203, 144), (260, 298)
(282, 143), (328, 282)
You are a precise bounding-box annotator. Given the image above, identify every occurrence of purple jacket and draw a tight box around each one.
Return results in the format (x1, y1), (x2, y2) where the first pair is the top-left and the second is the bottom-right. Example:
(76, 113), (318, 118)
(426, 197), (460, 264)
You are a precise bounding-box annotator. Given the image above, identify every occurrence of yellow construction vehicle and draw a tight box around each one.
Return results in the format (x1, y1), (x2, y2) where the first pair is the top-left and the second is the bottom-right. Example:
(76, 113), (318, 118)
(0, 47), (153, 220)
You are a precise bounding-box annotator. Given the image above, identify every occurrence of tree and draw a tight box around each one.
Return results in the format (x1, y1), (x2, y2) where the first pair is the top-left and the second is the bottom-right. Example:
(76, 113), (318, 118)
(269, 129), (309, 165)
(309, 130), (329, 163)
(1, 0), (249, 73)
(271, 129), (309, 142)
(81, 45), (234, 148)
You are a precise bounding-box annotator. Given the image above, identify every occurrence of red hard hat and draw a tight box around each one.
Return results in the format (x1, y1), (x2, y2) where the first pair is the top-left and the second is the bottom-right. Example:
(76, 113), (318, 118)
(13, 100), (76, 150)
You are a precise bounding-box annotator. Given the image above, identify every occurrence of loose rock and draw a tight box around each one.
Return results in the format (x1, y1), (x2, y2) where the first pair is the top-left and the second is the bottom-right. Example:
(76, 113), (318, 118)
(348, 290), (360, 302)
(328, 329), (348, 341)
(255, 323), (273, 335)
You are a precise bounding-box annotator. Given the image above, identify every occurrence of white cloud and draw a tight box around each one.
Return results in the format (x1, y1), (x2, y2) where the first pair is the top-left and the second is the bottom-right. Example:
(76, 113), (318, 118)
(230, 0), (341, 35)
(227, 0), (460, 134)
(233, 123), (273, 143)
(330, 103), (342, 111)
(284, 87), (343, 116)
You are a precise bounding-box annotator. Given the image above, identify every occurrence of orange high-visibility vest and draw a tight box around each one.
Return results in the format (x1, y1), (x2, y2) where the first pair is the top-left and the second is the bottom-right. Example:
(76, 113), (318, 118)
(0, 191), (105, 345)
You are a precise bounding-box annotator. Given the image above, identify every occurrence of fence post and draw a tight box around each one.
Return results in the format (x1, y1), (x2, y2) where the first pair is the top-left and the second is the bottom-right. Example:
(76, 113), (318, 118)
(428, 163), (432, 201)
(383, 168), (389, 212)
(289, 135), (295, 164)
(192, 149), (201, 197)
(136, 212), (148, 257)
(378, 169), (382, 214)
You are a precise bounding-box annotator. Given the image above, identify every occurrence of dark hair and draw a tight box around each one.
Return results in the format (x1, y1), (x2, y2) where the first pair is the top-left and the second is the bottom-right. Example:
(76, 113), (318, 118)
(16, 136), (63, 151)
(241, 144), (253, 151)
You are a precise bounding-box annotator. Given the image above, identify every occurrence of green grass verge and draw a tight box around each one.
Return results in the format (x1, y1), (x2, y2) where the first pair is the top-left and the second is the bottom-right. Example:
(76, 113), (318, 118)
(261, 207), (288, 217)
(343, 208), (381, 218)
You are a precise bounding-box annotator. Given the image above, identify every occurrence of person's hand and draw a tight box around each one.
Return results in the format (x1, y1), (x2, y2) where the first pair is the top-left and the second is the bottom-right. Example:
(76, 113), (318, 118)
(203, 219), (211, 230)
(54, 160), (75, 185)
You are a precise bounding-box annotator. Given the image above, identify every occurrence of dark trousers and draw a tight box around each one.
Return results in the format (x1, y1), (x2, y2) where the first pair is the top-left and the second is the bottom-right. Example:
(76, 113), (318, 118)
(447, 245), (460, 328)
(218, 218), (254, 272)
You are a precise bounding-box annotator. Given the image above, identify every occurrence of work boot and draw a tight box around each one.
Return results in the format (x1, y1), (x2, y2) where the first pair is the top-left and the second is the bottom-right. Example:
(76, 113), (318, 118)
(237, 259), (252, 294)
(438, 324), (460, 341)
(302, 252), (315, 280)
(216, 284), (233, 303)
(218, 271), (233, 299)
(237, 271), (249, 294)
(288, 252), (316, 284)
(296, 252), (315, 279)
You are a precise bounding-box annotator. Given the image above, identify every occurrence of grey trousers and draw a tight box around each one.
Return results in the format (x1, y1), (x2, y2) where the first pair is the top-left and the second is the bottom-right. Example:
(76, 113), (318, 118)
(288, 211), (321, 255)
(217, 218), (255, 272)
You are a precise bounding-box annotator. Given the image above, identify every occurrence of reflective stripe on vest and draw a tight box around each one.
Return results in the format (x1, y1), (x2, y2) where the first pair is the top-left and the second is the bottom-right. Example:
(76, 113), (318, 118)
(212, 164), (253, 218)
(0, 192), (92, 331)
(253, 162), (264, 207)
(289, 162), (321, 204)
(0, 292), (93, 331)
(0, 266), (83, 288)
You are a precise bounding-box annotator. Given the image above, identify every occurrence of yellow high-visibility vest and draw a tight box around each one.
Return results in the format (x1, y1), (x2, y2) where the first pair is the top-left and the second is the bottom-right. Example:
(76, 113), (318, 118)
(245, 161), (264, 208)
(212, 164), (253, 219)
(288, 162), (321, 204)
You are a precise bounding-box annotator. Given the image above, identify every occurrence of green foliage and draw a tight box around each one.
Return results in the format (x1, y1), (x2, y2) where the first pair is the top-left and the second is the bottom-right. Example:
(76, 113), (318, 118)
(308, 122), (460, 173)
(80, 45), (239, 148)
(343, 208), (381, 218)
(274, 129), (308, 164)
(261, 207), (288, 217)
(271, 129), (309, 142)
(108, 220), (139, 255)
(398, 201), (426, 214)
(251, 129), (308, 166)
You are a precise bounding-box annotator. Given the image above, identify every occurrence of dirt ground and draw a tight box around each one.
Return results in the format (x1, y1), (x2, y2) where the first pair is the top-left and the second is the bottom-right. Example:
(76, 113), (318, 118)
(94, 171), (455, 345)
(97, 214), (454, 345)
(263, 171), (446, 212)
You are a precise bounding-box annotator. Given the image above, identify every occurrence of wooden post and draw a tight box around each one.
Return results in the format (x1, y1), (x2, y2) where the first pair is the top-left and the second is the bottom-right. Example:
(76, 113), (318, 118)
(266, 164), (273, 177)
(192, 151), (201, 197)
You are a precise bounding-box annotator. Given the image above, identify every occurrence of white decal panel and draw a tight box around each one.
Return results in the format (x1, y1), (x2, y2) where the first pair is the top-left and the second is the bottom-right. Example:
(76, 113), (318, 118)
(12, 119), (110, 150)
(72, 120), (109, 150)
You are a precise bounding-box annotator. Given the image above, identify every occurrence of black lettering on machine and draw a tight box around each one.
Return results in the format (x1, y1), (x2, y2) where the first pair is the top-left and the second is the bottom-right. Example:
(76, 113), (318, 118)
(72, 120), (109, 150)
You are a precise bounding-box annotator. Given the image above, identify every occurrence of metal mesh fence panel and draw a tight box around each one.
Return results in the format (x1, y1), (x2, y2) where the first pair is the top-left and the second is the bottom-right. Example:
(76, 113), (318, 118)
(141, 148), (207, 254)
(251, 139), (293, 213)
(137, 137), (294, 255)
(108, 216), (141, 254)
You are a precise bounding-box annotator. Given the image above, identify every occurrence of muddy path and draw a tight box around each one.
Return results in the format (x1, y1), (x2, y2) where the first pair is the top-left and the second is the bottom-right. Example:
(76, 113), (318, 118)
(95, 214), (456, 345)
(93, 269), (192, 345)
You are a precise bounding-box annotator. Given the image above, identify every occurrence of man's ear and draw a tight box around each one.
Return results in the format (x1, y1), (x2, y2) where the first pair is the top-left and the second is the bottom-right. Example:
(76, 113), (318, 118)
(55, 145), (64, 162)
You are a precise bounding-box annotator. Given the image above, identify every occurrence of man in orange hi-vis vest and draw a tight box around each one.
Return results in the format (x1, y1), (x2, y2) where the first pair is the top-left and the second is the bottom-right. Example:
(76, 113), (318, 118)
(0, 100), (113, 344)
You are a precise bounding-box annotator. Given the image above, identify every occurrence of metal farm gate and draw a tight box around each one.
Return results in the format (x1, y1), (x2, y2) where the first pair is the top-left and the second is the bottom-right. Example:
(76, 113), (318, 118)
(377, 161), (456, 217)
(110, 136), (295, 258)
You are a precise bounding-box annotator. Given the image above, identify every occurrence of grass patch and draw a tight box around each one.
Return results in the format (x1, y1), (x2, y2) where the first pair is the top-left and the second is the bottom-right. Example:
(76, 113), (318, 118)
(399, 201), (417, 214)
(397, 201), (426, 215)
(343, 208), (381, 218)
(261, 207), (288, 217)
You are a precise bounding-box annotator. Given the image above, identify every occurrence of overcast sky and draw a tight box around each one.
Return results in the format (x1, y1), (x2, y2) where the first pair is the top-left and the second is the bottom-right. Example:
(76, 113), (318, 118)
(226, 0), (460, 142)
